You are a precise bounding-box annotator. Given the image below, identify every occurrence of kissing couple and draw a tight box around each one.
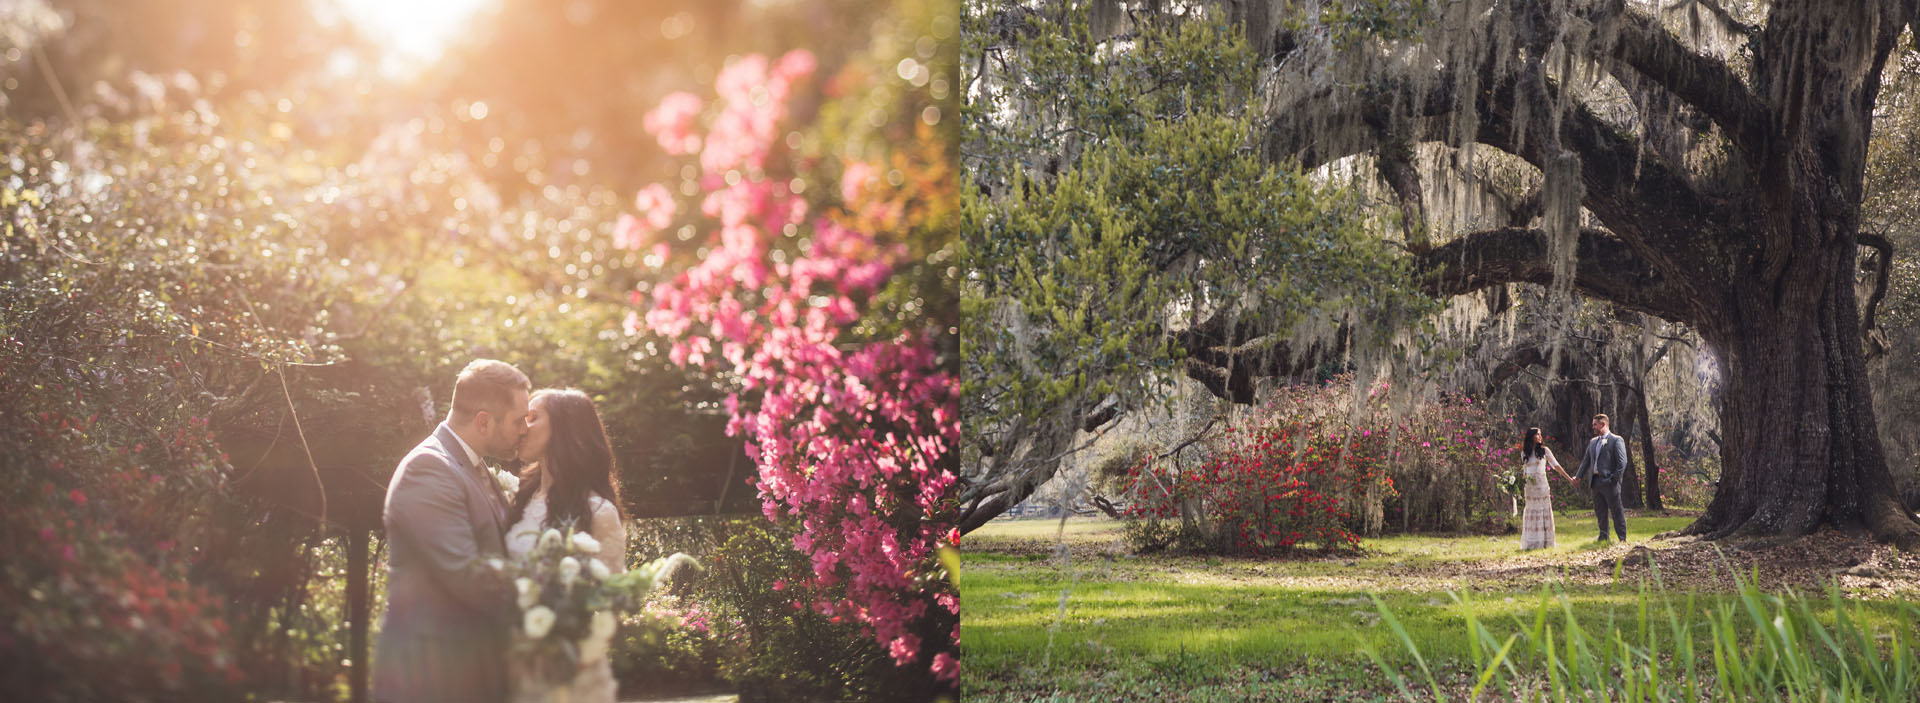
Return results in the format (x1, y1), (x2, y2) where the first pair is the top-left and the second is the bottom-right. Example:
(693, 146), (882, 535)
(371, 359), (628, 703)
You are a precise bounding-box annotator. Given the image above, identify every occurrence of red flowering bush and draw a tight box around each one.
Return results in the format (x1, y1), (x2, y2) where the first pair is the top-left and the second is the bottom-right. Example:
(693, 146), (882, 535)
(1, 411), (243, 700)
(1121, 377), (1525, 553)
(1121, 409), (1387, 555)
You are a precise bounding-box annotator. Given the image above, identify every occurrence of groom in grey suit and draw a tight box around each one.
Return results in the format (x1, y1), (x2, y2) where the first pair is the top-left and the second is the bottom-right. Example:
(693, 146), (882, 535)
(373, 359), (531, 703)
(1573, 413), (1629, 542)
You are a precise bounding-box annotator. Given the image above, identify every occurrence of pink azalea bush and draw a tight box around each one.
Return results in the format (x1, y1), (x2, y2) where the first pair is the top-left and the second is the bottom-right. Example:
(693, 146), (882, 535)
(622, 51), (960, 682)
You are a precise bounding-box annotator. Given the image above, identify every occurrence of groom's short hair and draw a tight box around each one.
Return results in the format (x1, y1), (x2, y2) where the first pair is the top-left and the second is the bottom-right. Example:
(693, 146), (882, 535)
(1592, 413), (1610, 425)
(450, 359), (530, 423)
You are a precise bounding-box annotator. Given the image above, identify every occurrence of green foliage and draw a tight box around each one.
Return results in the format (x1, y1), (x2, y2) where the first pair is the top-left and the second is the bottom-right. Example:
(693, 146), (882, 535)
(1312, 0), (1437, 48)
(609, 595), (732, 696)
(703, 520), (930, 703)
(0, 110), (408, 700)
(1365, 572), (1920, 701)
(962, 6), (1433, 454)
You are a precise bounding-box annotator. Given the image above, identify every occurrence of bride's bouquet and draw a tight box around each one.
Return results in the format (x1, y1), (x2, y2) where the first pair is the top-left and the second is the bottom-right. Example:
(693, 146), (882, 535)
(500, 527), (692, 690)
(1497, 470), (1527, 499)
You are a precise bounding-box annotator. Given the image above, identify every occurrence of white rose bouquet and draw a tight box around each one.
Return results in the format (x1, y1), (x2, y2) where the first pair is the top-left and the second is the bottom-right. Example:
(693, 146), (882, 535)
(501, 526), (693, 690)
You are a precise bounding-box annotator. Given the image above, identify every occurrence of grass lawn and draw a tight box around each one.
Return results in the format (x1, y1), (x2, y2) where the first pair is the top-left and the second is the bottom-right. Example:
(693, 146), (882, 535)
(959, 512), (1920, 702)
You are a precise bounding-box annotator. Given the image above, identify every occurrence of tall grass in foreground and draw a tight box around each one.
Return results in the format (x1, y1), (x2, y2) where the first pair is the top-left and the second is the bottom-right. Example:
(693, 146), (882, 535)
(1362, 562), (1920, 702)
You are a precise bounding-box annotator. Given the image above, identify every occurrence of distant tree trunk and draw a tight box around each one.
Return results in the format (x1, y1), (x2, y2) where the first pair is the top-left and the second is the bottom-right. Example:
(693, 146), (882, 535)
(1637, 384), (1663, 510)
(1363, 471), (1384, 537)
(1617, 395), (1645, 510)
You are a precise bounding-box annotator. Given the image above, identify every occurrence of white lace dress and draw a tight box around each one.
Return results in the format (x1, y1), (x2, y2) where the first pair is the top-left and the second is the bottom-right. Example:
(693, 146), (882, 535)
(1520, 448), (1558, 550)
(504, 491), (626, 703)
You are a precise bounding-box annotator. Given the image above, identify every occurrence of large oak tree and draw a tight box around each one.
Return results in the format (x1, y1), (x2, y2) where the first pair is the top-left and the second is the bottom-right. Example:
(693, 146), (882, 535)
(963, 0), (1920, 546)
(1239, 0), (1920, 545)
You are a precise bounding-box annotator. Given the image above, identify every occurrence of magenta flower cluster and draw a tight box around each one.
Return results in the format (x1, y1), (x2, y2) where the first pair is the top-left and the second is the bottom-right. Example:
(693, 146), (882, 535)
(625, 51), (960, 681)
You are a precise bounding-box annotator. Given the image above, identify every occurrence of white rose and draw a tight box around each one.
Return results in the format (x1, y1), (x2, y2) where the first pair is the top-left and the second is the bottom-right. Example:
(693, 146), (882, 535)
(515, 577), (539, 610)
(570, 532), (601, 555)
(492, 469), (520, 495)
(538, 529), (563, 553)
(587, 558), (611, 581)
(559, 556), (580, 587)
(578, 610), (617, 663)
(522, 605), (556, 640)
(485, 558), (505, 572)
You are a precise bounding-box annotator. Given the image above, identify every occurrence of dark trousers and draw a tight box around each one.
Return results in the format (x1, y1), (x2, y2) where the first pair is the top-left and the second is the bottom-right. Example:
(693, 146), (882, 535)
(1591, 477), (1626, 540)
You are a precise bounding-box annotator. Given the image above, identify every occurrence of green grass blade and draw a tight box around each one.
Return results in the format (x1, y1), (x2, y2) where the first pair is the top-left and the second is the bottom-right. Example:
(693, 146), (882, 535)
(1469, 633), (1520, 702)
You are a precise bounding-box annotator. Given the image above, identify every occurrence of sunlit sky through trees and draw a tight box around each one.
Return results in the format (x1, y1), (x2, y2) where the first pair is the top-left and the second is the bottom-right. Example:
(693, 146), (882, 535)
(330, 0), (494, 72)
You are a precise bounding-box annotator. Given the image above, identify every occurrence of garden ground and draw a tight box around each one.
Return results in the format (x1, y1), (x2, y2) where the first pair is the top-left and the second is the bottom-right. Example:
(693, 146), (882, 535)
(960, 512), (1920, 702)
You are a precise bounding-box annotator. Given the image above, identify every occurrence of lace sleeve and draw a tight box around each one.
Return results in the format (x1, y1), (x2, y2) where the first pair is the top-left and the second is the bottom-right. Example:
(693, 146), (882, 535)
(589, 498), (627, 573)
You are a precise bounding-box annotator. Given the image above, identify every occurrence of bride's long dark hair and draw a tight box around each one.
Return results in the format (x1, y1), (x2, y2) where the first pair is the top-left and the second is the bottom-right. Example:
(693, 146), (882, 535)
(507, 388), (624, 531)
(1522, 427), (1547, 460)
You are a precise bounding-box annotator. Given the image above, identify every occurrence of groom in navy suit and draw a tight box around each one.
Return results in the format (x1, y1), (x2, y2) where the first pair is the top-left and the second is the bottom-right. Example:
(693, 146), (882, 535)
(1572, 413), (1629, 542)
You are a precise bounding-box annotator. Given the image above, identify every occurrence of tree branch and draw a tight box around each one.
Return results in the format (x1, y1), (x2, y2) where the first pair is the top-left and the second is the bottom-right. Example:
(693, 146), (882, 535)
(1261, 49), (1727, 303)
(1419, 226), (1688, 322)
(1178, 314), (1348, 404)
(1475, 58), (1725, 298)
(1601, 2), (1767, 161)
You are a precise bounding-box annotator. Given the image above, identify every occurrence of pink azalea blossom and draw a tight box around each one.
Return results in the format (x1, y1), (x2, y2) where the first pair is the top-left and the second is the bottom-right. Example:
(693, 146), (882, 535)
(841, 161), (877, 204)
(930, 652), (959, 683)
(613, 213), (646, 250)
(631, 54), (959, 680)
(644, 92), (705, 155)
(633, 183), (677, 231)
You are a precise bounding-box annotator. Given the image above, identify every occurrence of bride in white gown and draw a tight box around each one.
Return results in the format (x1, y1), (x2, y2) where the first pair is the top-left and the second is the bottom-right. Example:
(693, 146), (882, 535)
(1519, 426), (1574, 550)
(504, 388), (628, 703)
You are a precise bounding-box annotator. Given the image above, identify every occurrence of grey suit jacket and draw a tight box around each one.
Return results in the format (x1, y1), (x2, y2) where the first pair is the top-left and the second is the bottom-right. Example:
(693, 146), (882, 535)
(1575, 432), (1628, 484)
(373, 423), (512, 703)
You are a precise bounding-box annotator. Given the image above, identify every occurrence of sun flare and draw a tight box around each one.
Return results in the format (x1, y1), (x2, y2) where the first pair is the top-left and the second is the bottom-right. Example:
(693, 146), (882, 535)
(333, 0), (493, 67)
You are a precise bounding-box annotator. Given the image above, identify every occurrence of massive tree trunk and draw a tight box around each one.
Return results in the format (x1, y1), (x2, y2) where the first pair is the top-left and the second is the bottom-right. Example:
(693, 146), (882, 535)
(1678, 0), (1920, 546)
(1690, 243), (1918, 544)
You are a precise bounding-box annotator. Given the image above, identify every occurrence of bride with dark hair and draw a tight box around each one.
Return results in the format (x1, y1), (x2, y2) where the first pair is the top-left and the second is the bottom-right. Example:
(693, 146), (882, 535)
(503, 388), (626, 703)
(1520, 427), (1574, 550)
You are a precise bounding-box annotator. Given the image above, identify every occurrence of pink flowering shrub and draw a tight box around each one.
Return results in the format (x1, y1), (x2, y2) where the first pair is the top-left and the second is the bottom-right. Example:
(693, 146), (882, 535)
(621, 50), (960, 684)
(610, 595), (737, 695)
(1120, 377), (1524, 551)
(1383, 386), (1526, 534)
